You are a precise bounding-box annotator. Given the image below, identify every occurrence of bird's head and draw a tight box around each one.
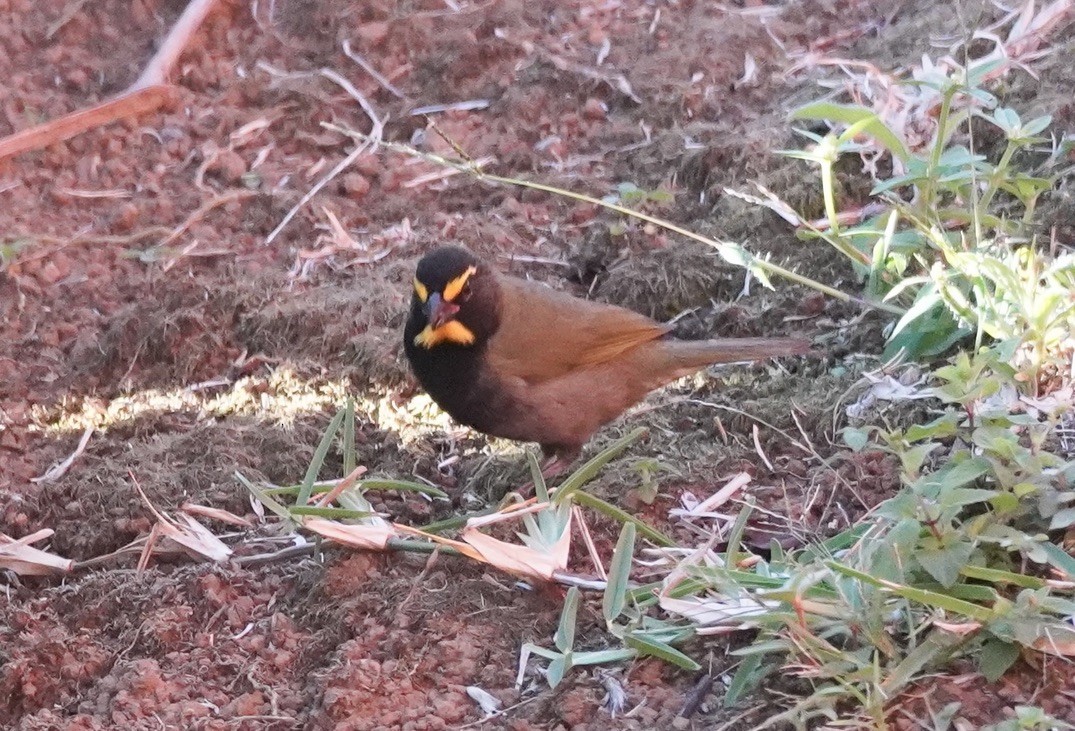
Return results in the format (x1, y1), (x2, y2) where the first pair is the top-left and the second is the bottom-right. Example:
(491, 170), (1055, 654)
(409, 246), (499, 349)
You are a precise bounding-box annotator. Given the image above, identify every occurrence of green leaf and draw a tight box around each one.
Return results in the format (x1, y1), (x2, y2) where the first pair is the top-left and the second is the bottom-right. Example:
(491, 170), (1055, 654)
(1049, 508), (1075, 531)
(571, 490), (674, 546)
(555, 587), (580, 653)
(342, 398), (356, 476)
(555, 427), (647, 504)
(546, 655), (569, 688)
(724, 653), (765, 708)
(571, 648), (637, 666)
(881, 630), (964, 695)
(978, 637), (1020, 682)
(993, 107), (1021, 132)
(1024, 115), (1052, 136)
(917, 539), (975, 588)
(919, 457), (992, 493)
(297, 408), (347, 506)
(1039, 542), (1075, 580)
(603, 523), (636, 624)
(904, 414), (960, 442)
(842, 426), (871, 452)
(939, 488), (1001, 509)
(789, 102), (910, 161)
(236, 471), (294, 522)
(625, 632), (701, 670)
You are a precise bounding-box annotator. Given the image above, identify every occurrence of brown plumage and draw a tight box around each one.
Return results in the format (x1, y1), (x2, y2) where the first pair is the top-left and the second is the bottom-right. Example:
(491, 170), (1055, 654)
(403, 246), (810, 475)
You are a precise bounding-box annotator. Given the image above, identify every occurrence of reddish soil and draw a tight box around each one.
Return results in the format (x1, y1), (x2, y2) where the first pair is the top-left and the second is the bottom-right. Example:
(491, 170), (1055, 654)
(2, 0), (1074, 728)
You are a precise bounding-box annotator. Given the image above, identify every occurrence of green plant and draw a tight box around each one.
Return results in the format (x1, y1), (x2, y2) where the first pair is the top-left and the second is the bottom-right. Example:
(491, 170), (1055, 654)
(781, 28), (1072, 364)
(982, 705), (1075, 731)
(520, 522), (700, 689)
(655, 347), (1075, 727)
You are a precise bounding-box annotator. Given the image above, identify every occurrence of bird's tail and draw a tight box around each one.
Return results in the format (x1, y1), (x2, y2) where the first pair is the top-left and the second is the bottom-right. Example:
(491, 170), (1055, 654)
(665, 337), (811, 372)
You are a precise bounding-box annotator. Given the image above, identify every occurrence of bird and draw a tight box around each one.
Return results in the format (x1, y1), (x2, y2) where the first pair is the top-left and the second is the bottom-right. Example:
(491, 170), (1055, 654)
(403, 245), (810, 480)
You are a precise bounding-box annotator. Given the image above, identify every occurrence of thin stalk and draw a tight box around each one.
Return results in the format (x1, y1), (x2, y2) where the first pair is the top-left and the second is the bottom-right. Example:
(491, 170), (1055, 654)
(976, 140), (1018, 219)
(921, 89), (956, 206)
(820, 158), (841, 238)
(328, 124), (905, 317)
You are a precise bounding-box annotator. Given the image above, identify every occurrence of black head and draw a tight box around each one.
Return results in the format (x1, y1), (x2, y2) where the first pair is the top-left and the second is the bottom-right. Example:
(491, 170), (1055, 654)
(405, 246), (500, 351)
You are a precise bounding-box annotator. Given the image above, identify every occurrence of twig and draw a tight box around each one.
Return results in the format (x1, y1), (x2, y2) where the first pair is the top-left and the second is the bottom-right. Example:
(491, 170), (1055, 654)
(403, 155), (496, 188)
(454, 694), (543, 729)
(494, 28), (642, 103)
(47, 0), (95, 39)
(30, 426), (93, 484)
(131, 0), (224, 90)
(411, 100), (490, 115)
(0, 0), (223, 162)
(264, 68), (385, 245)
(157, 190), (258, 250)
(342, 39), (407, 99)
(235, 543), (316, 567)
(324, 125), (904, 315)
(0, 86), (175, 162)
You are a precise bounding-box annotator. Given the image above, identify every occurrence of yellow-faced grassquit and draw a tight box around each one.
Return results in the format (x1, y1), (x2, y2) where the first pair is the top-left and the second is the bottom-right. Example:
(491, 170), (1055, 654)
(404, 246), (810, 476)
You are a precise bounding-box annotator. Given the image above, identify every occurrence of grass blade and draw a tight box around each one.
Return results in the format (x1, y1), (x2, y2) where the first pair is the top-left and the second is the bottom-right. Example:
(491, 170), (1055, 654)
(343, 397), (356, 476)
(297, 408), (346, 506)
(571, 490), (674, 547)
(555, 587), (580, 653)
(603, 523), (636, 624)
(236, 471), (293, 522)
(553, 427), (648, 504)
(625, 632), (700, 670)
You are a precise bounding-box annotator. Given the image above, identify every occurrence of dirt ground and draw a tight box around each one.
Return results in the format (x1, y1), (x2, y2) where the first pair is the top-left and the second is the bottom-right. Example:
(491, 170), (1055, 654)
(2, 1), (1074, 729)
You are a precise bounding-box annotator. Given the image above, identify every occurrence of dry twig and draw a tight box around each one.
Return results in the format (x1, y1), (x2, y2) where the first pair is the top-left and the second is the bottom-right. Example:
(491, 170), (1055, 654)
(0, 0), (223, 162)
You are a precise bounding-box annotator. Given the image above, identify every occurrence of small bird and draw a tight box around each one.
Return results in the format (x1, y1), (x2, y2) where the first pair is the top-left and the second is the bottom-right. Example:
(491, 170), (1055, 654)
(403, 246), (810, 478)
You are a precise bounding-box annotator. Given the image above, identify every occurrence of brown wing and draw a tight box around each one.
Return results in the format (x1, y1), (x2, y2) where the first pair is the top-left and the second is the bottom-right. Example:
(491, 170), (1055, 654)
(485, 274), (669, 385)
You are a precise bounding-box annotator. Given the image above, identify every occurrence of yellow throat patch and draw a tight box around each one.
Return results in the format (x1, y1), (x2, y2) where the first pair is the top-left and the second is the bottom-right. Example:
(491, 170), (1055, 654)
(414, 321), (476, 348)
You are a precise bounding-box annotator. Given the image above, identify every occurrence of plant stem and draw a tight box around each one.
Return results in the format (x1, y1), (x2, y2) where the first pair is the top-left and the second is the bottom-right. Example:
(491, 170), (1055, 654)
(329, 125), (906, 317)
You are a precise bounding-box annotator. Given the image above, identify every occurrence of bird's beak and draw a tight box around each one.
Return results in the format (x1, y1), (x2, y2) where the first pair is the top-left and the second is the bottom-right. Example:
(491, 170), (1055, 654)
(424, 292), (460, 329)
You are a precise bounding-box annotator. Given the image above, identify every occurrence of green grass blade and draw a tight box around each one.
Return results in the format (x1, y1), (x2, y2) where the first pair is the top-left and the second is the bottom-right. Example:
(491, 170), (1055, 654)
(625, 632), (701, 670)
(724, 653), (765, 708)
(528, 450), (549, 502)
(554, 428), (647, 504)
(297, 408), (346, 506)
(236, 471), (294, 522)
(603, 523), (636, 624)
(555, 587), (580, 653)
(267, 479), (446, 499)
(725, 498), (754, 570)
(343, 397), (356, 476)
(571, 491), (674, 547)
(288, 506), (377, 520)
(827, 561), (993, 621)
(419, 508), (497, 534)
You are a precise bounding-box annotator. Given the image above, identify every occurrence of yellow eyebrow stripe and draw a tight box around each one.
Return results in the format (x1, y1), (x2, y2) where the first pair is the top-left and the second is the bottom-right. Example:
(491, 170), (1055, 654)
(413, 278), (429, 303)
(442, 266), (477, 302)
